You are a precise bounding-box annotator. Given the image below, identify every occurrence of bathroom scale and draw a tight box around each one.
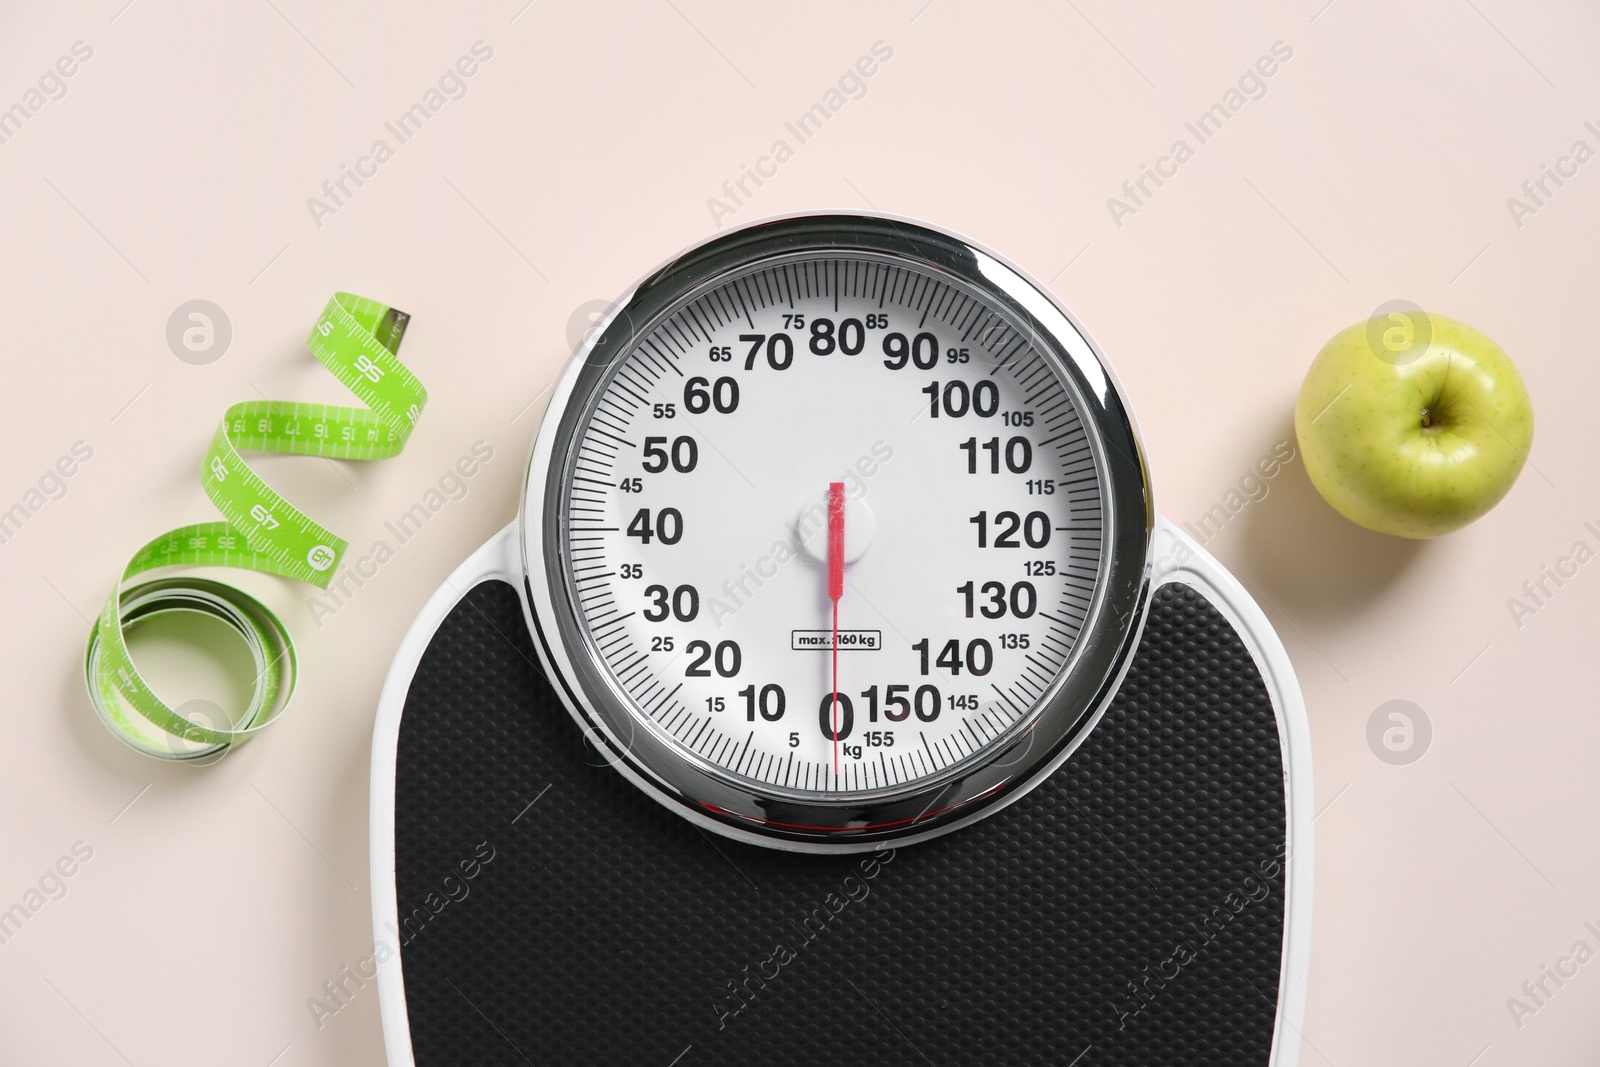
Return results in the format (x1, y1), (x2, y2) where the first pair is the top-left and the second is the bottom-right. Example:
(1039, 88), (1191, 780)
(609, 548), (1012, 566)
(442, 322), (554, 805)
(368, 214), (1314, 1065)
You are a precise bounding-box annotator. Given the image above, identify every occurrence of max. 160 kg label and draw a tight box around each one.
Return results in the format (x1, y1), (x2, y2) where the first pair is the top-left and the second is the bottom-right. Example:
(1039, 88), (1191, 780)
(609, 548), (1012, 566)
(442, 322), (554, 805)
(791, 629), (881, 651)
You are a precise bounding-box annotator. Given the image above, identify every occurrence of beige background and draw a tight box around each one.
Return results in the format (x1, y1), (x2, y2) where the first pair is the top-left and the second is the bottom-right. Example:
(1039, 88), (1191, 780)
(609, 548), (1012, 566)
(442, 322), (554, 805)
(1, 0), (1597, 1063)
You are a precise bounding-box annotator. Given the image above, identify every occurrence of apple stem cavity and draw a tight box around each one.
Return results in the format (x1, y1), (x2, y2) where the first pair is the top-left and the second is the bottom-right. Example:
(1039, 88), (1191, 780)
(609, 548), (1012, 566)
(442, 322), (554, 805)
(1420, 353), (1456, 433)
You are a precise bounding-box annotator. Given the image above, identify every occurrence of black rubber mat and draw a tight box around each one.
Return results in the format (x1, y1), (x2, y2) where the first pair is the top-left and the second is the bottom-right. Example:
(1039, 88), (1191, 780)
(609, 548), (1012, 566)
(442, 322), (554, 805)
(391, 581), (1287, 1066)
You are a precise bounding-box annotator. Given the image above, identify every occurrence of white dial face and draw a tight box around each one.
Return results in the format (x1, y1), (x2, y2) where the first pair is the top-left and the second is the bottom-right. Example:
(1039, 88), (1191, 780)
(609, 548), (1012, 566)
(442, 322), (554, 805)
(561, 255), (1105, 798)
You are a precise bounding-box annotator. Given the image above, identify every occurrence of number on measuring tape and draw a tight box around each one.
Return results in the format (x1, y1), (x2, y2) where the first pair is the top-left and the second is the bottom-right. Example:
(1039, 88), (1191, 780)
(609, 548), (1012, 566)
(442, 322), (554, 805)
(353, 354), (384, 382)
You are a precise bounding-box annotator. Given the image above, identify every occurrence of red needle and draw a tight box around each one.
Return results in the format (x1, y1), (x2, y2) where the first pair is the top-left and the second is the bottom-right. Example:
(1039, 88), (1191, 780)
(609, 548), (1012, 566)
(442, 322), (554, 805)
(827, 481), (846, 779)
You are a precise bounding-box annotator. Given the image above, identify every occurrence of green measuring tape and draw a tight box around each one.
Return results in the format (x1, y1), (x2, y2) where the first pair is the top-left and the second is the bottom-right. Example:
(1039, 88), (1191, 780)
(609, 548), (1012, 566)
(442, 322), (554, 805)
(84, 293), (427, 761)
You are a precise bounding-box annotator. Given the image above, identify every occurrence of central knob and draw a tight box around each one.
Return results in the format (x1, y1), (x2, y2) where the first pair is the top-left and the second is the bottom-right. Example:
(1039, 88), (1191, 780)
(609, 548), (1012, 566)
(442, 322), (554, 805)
(795, 492), (874, 565)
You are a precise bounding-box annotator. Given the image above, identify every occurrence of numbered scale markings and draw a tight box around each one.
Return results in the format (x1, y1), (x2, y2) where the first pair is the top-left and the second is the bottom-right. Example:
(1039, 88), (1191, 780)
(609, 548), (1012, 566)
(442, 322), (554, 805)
(565, 260), (1104, 794)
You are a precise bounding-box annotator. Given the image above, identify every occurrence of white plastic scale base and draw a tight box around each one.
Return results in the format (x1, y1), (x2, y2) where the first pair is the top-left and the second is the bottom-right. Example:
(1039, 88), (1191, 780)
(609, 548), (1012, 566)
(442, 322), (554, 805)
(367, 517), (1312, 1066)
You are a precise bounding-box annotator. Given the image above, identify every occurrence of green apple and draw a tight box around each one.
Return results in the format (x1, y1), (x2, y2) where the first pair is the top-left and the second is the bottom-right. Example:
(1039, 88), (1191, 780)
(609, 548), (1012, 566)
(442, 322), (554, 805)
(1294, 311), (1534, 538)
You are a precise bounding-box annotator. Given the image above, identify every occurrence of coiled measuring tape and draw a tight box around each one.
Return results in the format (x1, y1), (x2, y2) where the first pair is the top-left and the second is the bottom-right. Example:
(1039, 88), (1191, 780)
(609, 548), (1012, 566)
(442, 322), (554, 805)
(84, 293), (426, 761)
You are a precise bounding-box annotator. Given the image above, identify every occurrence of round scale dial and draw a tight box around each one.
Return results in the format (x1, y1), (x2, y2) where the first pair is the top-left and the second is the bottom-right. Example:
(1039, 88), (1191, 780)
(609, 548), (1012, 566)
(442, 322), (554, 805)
(563, 256), (1103, 796)
(525, 215), (1150, 849)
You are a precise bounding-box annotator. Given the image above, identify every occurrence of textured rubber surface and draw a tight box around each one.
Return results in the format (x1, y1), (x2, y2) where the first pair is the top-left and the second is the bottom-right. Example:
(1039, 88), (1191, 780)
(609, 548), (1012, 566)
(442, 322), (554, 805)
(392, 581), (1287, 1066)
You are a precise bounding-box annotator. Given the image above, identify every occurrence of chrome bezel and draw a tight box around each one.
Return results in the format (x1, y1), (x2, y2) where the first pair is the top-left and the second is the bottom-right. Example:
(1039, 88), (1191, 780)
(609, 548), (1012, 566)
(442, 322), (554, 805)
(520, 213), (1153, 851)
